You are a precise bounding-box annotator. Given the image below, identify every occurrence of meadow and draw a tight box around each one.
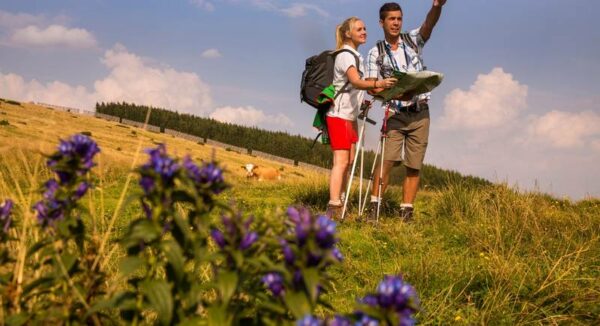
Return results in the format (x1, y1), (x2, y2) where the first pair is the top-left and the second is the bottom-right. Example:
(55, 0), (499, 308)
(0, 100), (599, 325)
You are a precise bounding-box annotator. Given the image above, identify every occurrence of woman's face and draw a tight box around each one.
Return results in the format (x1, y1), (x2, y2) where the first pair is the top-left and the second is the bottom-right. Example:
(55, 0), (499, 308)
(348, 19), (367, 45)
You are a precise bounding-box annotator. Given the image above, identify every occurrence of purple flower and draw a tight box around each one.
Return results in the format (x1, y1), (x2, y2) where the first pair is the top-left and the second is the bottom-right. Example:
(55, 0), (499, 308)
(0, 199), (14, 233)
(33, 199), (65, 227)
(398, 309), (416, 326)
(139, 176), (155, 194)
(43, 179), (59, 199)
(183, 157), (225, 194)
(332, 247), (343, 262)
(287, 206), (311, 245)
(315, 215), (337, 248)
(200, 162), (224, 184)
(297, 315), (322, 326)
(280, 239), (295, 265)
(327, 316), (351, 326)
(143, 144), (179, 183)
(211, 229), (227, 248)
(354, 314), (379, 326)
(73, 182), (89, 199)
(50, 134), (100, 178)
(262, 273), (285, 297)
(360, 295), (378, 307)
(239, 231), (258, 250)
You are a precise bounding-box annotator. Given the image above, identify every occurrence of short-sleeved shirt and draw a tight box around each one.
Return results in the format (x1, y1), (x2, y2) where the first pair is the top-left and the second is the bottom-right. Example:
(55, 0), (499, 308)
(366, 28), (429, 111)
(327, 44), (365, 121)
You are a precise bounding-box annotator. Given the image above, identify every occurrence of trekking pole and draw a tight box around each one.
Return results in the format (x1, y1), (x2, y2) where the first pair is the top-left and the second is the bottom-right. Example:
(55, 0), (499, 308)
(375, 103), (391, 224)
(359, 135), (382, 217)
(341, 101), (373, 221)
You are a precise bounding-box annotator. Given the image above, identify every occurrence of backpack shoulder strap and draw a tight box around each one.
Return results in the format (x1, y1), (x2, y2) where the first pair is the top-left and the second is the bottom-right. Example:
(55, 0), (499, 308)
(376, 40), (386, 57)
(333, 49), (362, 76)
(400, 32), (419, 55)
(332, 49), (362, 95)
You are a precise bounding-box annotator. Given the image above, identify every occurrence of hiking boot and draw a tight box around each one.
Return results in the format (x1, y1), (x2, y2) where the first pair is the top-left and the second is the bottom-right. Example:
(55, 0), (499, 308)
(365, 202), (381, 221)
(325, 203), (343, 220)
(399, 206), (414, 222)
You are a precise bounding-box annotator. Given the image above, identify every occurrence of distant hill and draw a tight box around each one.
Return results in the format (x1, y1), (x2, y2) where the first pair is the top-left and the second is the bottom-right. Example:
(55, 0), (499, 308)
(96, 101), (491, 189)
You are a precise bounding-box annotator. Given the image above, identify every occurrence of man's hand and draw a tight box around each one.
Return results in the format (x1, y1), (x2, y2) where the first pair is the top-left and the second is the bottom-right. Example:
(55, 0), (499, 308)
(433, 0), (447, 7)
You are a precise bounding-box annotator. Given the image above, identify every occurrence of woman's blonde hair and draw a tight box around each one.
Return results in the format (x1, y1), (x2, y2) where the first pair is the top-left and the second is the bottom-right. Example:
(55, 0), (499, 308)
(335, 16), (361, 49)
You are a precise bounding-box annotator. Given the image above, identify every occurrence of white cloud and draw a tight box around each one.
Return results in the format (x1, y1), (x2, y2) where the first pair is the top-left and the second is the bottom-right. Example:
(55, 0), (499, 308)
(9, 24), (97, 48)
(0, 72), (96, 109)
(0, 11), (44, 28)
(222, 0), (329, 18)
(94, 44), (213, 114)
(201, 48), (222, 59)
(440, 67), (528, 130)
(0, 44), (213, 115)
(280, 3), (329, 18)
(527, 110), (600, 149)
(189, 0), (215, 11)
(210, 106), (293, 129)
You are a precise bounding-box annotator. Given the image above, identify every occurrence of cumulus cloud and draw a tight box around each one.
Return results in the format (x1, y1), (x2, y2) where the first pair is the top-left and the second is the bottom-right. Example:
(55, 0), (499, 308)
(527, 110), (600, 149)
(189, 0), (215, 11)
(9, 24), (97, 48)
(0, 10), (44, 28)
(201, 48), (222, 59)
(440, 67), (528, 130)
(0, 44), (213, 115)
(210, 106), (293, 129)
(0, 72), (96, 109)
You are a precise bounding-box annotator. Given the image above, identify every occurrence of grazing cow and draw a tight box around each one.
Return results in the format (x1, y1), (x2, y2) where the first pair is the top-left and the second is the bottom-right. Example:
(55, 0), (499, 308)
(242, 164), (281, 181)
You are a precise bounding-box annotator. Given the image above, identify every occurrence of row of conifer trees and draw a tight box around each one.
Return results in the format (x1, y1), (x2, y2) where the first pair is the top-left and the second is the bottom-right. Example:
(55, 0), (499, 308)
(96, 102), (490, 189)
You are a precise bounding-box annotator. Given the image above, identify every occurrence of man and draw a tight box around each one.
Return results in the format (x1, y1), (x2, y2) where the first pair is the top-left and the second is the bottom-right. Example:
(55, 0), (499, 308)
(366, 1), (446, 221)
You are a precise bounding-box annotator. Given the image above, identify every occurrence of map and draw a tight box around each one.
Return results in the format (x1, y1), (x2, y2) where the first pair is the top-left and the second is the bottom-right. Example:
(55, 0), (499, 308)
(373, 70), (444, 102)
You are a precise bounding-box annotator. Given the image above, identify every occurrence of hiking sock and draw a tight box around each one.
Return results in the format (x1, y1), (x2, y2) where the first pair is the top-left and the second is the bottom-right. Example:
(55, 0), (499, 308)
(328, 200), (342, 207)
(400, 203), (413, 209)
(370, 195), (380, 203)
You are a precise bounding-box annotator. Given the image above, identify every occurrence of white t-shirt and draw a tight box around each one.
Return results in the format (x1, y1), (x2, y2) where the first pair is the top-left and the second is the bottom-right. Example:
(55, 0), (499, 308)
(327, 45), (365, 121)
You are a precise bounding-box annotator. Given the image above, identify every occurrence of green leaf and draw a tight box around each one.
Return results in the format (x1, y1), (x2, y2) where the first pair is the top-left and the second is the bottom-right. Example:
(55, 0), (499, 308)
(139, 279), (173, 326)
(22, 276), (54, 296)
(161, 239), (185, 283)
(59, 252), (78, 274)
(207, 305), (232, 326)
(26, 239), (50, 257)
(4, 313), (28, 326)
(301, 267), (320, 303)
(283, 291), (311, 319)
(118, 256), (145, 276)
(217, 271), (238, 305)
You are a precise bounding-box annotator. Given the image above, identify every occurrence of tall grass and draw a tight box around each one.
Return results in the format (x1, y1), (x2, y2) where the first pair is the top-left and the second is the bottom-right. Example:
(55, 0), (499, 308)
(1, 101), (599, 324)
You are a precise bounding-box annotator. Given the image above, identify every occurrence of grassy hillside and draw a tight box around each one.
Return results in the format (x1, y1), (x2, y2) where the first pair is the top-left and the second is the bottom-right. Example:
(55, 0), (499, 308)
(1, 99), (599, 324)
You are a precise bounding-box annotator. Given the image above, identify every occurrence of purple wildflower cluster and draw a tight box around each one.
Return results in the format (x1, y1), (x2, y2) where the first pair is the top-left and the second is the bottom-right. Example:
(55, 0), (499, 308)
(262, 207), (343, 301)
(296, 315), (353, 326)
(283, 206), (343, 268)
(211, 213), (258, 252)
(356, 275), (420, 326)
(139, 145), (227, 219)
(33, 134), (99, 227)
(1, 199), (13, 234)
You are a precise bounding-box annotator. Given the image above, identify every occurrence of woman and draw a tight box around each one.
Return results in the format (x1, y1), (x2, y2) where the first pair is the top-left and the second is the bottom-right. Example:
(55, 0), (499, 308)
(326, 17), (396, 219)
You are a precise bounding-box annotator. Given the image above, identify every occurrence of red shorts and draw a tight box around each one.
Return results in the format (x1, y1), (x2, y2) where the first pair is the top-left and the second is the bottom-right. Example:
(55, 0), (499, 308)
(326, 116), (358, 150)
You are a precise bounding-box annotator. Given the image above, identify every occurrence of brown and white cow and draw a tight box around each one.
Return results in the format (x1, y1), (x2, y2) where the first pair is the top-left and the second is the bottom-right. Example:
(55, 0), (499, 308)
(242, 163), (281, 181)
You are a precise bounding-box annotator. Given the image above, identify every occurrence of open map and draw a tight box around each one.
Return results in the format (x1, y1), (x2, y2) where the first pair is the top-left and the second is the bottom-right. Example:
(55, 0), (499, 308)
(373, 70), (444, 102)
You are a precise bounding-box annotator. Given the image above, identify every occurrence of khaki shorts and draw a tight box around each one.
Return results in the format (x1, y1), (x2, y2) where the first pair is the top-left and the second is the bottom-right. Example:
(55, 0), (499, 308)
(383, 109), (430, 170)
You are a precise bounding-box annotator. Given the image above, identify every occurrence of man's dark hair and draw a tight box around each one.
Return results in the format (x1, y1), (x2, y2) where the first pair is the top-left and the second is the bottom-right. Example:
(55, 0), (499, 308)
(379, 2), (403, 20)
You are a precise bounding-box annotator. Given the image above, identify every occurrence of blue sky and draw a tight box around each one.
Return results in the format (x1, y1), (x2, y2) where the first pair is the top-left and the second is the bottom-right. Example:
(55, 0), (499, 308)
(1, 0), (599, 200)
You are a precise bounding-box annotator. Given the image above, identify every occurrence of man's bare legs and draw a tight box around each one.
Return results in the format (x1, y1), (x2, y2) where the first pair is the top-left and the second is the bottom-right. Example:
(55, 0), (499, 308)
(402, 167), (420, 204)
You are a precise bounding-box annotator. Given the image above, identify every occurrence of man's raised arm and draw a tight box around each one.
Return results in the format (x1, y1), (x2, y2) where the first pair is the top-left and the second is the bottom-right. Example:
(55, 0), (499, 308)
(420, 0), (446, 42)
